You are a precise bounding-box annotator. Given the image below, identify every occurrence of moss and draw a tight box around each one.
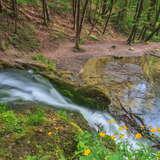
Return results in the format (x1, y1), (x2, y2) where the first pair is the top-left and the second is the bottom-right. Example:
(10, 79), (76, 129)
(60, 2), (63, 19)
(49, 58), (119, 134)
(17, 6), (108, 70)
(49, 78), (110, 111)
(0, 104), (83, 160)
(32, 53), (56, 71)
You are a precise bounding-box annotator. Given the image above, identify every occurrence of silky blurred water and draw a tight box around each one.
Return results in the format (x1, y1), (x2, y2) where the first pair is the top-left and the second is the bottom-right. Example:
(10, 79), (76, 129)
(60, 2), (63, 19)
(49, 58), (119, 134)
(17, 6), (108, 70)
(0, 69), (141, 147)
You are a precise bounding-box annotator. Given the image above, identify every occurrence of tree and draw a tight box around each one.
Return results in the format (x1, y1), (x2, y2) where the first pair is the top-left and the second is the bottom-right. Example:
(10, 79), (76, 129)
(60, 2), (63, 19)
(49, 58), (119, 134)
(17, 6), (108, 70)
(145, 24), (160, 41)
(11, 0), (18, 33)
(41, 0), (50, 25)
(74, 0), (89, 50)
(103, 0), (114, 34)
(127, 0), (144, 44)
(0, 0), (2, 13)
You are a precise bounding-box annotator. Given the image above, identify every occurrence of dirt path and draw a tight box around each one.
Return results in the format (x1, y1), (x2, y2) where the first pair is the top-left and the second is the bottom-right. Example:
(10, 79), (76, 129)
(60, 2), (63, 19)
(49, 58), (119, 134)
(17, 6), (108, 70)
(42, 40), (160, 73)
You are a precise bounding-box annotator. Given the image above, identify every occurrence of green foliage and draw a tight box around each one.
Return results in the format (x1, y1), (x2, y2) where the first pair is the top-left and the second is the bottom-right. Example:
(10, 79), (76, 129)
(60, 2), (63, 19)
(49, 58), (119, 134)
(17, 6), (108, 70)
(17, 0), (39, 5)
(75, 131), (158, 160)
(89, 34), (98, 41)
(75, 131), (115, 160)
(27, 109), (45, 126)
(0, 110), (23, 133)
(25, 155), (51, 160)
(0, 103), (8, 113)
(48, 0), (71, 14)
(32, 53), (56, 70)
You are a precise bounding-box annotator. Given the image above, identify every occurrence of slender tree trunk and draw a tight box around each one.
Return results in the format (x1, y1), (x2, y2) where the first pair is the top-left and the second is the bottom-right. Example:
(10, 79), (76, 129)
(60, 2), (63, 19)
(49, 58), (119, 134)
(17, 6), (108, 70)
(42, 0), (49, 25)
(0, 0), (2, 13)
(72, 0), (77, 30)
(79, 0), (89, 34)
(127, 0), (144, 44)
(75, 0), (80, 50)
(145, 25), (160, 41)
(103, 0), (113, 34)
(12, 0), (18, 33)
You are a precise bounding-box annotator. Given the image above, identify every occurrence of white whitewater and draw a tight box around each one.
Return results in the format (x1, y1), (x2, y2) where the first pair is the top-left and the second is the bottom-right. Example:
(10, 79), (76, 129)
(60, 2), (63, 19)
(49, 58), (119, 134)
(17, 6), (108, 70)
(0, 70), (145, 147)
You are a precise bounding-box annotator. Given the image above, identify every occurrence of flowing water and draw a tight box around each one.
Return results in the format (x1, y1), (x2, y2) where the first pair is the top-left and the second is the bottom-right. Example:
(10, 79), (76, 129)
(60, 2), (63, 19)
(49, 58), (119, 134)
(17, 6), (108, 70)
(1, 55), (160, 148)
(0, 69), (141, 147)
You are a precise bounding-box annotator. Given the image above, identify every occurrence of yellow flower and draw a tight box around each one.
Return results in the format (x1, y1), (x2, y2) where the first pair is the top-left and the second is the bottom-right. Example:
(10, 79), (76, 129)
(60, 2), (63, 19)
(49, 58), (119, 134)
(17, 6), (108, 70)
(111, 135), (116, 140)
(48, 131), (52, 136)
(83, 149), (91, 156)
(150, 128), (157, 133)
(99, 132), (106, 137)
(135, 133), (142, 139)
(119, 134), (125, 139)
(157, 128), (160, 132)
(119, 125), (128, 131)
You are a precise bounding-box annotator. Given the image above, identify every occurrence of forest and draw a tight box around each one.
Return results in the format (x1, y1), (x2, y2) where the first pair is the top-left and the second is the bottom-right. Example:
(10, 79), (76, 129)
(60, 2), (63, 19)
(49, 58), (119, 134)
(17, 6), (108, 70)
(0, 0), (160, 160)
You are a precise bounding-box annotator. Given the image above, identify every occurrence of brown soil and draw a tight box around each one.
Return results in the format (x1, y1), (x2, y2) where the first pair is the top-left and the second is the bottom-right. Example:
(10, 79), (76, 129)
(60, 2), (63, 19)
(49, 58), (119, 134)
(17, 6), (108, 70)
(42, 39), (160, 73)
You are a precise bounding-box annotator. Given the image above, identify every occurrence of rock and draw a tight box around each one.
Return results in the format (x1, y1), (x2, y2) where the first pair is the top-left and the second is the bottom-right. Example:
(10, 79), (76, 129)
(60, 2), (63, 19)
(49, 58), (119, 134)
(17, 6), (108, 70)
(155, 48), (160, 52)
(0, 40), (8, 51)
(111, 45), (116, 49)
(128, 47), (135, 51)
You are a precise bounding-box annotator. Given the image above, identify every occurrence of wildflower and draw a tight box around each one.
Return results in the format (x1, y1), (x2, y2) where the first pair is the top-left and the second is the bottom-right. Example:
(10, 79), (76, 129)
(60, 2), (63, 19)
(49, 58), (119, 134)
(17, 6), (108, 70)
(150, 128), (157, 133)
(157, 128), (160, 132)
(119, 125), (128, 131)
(99, 132), (106, 138)
(135, 133), (142, 139)
(48, 131), (52, 136)
(83, 149), (91, 156)
(111, 135), (116, 140)
(119, 134), (125, 139)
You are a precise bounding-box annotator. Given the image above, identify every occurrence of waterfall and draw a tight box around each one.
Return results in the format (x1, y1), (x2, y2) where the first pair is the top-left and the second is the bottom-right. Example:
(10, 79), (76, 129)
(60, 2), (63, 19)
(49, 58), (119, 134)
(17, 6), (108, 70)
(0, 69), (147, 148)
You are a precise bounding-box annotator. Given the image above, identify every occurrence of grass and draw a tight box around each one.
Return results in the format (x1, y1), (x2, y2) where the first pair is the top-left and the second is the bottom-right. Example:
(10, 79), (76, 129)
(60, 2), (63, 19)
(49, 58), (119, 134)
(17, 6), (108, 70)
(27, 108), (45, 126)
(75, 131), (159, 160)
(32, 53), (56, 70)
(0, 103), (160, 160)
(0, 104), (78, 160)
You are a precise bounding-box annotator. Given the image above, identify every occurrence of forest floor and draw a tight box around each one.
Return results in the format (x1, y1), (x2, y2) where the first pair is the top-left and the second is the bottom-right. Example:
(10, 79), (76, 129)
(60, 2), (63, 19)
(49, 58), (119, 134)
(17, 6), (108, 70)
(42, 39), (160, 73)
(0, 9), (160, 74)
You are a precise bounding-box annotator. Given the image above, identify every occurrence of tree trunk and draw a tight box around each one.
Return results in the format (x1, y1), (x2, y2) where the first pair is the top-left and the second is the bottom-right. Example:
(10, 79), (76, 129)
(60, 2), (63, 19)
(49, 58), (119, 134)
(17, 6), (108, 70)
(79, 0), (89, 34)
(103, 0), (113, 34)
(127, 0), (144, 44)
(72, 0), (77, 30)
(42, 0), (49, 25)
(0, 0), (2, 13)
(12, 0), (18, 33)
(75, 0), (80, 50)
(145, 25), (160, 42)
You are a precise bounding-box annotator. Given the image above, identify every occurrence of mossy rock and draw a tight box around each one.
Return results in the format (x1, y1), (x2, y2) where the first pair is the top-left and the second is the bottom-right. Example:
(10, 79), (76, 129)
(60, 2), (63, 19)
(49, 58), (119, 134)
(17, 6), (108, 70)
(0, 40), (9, 51)
(0, 58), (111, 111)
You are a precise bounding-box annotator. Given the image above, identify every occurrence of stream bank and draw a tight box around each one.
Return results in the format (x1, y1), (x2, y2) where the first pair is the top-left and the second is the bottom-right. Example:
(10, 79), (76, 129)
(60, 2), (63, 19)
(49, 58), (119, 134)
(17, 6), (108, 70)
(0, 53), (160, 160)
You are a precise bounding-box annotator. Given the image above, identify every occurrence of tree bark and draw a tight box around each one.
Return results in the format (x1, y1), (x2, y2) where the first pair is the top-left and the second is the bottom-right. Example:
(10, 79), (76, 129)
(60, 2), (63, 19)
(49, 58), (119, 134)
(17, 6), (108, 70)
(42, 0), (49, 25)
(103, 0), (113, 34)
(0, 0), (2, 13)
(72, 0), (77, 30)
(127, 0), (144, 44)
(75, 0), (80, 50)
(145, 25), (160, 41)
(11, 0), (18, 33)
(79, 0), (89, 34)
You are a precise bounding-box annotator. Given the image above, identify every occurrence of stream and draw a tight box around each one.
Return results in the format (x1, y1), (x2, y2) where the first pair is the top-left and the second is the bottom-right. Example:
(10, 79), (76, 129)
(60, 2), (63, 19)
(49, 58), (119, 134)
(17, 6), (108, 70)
(0, 55), (160, 148)
(0, 69), (141, 148)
